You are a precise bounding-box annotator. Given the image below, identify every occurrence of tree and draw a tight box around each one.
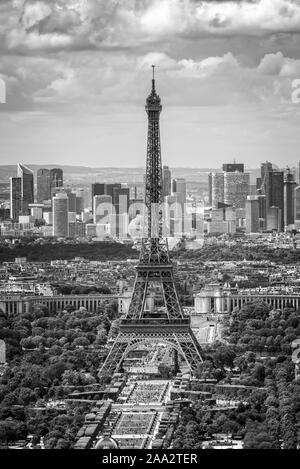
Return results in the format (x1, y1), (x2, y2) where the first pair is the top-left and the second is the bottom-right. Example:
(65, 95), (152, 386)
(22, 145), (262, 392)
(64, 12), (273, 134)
(158, 363), (172, 379)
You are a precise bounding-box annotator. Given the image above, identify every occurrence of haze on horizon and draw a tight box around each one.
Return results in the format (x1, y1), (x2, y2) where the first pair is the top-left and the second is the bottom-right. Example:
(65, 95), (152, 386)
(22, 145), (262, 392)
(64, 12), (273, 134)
(1, 0), (300, 169)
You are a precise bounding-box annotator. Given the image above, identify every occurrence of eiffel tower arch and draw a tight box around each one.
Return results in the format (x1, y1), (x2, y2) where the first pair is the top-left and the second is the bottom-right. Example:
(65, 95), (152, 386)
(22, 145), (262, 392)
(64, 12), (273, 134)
(99, 67), (203, 378)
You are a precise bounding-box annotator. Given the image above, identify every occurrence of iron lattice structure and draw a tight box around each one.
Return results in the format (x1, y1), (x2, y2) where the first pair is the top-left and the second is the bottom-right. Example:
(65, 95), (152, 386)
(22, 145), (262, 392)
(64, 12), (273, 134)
(99, 68), (203, 377)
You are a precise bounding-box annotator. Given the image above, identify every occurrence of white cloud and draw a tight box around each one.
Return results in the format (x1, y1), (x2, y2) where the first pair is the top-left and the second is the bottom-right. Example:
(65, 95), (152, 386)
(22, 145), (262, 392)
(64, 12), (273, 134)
(2, 1), (300, 53)
(21, 1), (52, 30)
(137, 52), (178, 71)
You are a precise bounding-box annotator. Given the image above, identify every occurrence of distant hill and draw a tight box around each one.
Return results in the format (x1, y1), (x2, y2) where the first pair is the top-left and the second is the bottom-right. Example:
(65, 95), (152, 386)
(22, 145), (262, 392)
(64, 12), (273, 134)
(0, 164), (219, 185)
(0, 164), (273, 186)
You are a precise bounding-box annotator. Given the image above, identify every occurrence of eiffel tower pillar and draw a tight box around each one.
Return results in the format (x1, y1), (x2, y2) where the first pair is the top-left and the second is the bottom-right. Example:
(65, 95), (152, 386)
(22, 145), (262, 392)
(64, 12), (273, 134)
(173, 349), (179, 373)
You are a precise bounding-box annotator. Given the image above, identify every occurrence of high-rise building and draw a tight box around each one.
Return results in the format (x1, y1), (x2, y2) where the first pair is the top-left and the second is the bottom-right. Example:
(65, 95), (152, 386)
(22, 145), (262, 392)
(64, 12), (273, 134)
(163, 166), (171, 197)
(113, 187), (130, 237)
(93, 195), (112, 224)
(284, 168), (297, 227)
(106, 183), (122, 205)
(17, 163), (34, 215)
(10, 177), (22, 220)
(222, 163), (244, 173)
(38, 167), (63, 201)
(75, 188), (90, 210)
(113, 187), (130, 213)
(208, 172), (213, 206)
(50, 168), (63, 194)
(246, 196), (260, 233)
(37, 168), (51, 203)
(172, 178), (186, 205)
(211, 172), (224, 209)
(261, 161), (273, 183)
(259, 161), (273, 209)
(224, 171), (250, 209)
(52, 192), (69, 237)
(76, 196), (85, 215)
(268, 206), (282, 231)
(295, 186), (300, 229)
(268, 171), (284, 231)
(257, 193), (267, 230)
(67, 191), (76, 213)
(92, 183), (106, 209)
(258, 162), (285, 231)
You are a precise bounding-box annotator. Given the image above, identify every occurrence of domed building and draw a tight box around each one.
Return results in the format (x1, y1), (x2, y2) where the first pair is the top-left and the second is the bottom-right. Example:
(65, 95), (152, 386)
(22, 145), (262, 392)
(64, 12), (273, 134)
(94, 436), (119, 450)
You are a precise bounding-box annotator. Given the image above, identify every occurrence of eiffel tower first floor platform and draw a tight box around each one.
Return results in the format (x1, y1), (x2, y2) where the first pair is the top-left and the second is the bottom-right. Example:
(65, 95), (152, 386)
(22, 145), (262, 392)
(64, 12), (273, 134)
(99, 318), (204, 378)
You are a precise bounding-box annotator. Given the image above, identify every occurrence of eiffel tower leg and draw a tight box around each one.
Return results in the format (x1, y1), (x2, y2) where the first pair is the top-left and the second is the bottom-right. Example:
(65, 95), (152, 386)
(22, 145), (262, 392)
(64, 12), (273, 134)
(162, 278), (183, 319)
(174, 332), (203, 375)
(173, 349), (179, 373)
(98, 333), (129, 377)
(126, 279), (148, 320)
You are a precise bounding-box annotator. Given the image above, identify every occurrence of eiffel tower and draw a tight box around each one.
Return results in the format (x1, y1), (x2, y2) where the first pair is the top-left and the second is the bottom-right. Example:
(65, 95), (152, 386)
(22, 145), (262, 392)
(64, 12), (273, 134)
(99, 67), (203, 377)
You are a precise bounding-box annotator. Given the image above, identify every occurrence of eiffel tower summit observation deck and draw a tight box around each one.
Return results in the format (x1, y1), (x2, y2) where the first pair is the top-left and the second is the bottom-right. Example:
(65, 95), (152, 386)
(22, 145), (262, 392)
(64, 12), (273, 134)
(99, 67), (203, 377)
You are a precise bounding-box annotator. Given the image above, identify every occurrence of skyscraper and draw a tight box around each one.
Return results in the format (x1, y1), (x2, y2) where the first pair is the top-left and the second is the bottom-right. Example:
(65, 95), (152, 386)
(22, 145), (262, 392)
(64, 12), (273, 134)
(284, 168), (297, 227)
(224, 171), (250, 209)
(92, 183), (106, 210)
(93, 195), (112, 224)
(113, 187), (130, 213)
(67, 191), (76, 213)
(37, 167), (63, 202)
(208, 172), (213, 206)
(269, 171), (284, 231)
(37, 168), (51, 203)
(267, 206), (282, 232)
(76, 195), (85, 215)
(113, 187), (130, 237)
(10, 177), (22, 220)
(259, 161), (273, 209)
(163, 166), (171, 197)
(222, 163), (244, 173)
(50, 168), (63, 196)
(246, 196), (260, 233)
(211, 172), (225, 209)
(257, 193), (267, 230)
(53, 192), (69, 237)
(106, 183), (122, 205)
(17, 163), (34, 215)
(257, 162), (285, 231)
(295, 186), (300, 229)
(172, 178), (186, 205)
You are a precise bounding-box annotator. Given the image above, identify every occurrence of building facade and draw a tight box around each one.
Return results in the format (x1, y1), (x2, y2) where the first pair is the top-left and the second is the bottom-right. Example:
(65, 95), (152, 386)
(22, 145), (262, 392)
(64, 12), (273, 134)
(211, 173), (225, 209)
(17, 164), (34, 215)
(245, 196), (260, 233)
(284, 169), (297, 227)
(194, 284), (300, 315)
(37, 168), (51, 203)
(224, 172), (250, 209)
(52, 192), (69, 237)
(10, 177), (22, 220)
(163, 166), (171, 198)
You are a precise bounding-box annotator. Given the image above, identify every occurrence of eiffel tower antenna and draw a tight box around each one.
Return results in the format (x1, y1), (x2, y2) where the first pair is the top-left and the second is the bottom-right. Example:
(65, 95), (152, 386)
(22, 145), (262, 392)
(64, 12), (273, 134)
(152, 65), (155, 89)
(99, 68), (203, 377)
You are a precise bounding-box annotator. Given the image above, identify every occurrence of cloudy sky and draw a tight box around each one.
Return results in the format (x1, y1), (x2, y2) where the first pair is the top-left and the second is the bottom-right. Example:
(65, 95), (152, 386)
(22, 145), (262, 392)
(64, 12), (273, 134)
(1, 0), (300, 168)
